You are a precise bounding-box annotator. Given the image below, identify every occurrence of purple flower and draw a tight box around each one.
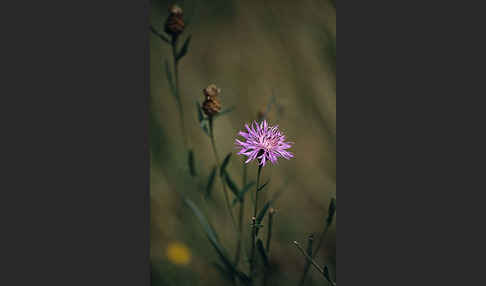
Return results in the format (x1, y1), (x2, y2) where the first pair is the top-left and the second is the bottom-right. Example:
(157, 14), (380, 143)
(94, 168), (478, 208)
(235, 120), (294, 166)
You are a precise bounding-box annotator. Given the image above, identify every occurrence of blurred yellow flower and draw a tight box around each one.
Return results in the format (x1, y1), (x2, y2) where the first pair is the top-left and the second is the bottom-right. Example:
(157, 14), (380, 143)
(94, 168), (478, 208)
(166, 242), (191, 266)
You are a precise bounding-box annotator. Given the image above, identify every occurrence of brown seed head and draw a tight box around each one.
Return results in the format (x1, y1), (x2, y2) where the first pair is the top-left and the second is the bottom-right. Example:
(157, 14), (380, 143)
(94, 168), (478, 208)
(202, 98), (221, 117)
(169, 4), (183, 15)
(203, 84), (221, 99)
(165, 4), (184, 37)
(202, 84), (222, 117)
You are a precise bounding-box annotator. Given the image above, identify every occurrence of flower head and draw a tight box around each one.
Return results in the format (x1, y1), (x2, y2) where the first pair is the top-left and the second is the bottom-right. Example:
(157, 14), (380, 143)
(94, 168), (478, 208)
(167, 241), (191, 266)
(165, 4), (185, 37)
(202, 84), (222, 117)
(235, 120), (293, 166)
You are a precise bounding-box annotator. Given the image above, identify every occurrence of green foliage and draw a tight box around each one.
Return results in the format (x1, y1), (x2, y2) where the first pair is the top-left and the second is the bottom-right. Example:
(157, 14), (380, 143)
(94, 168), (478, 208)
(205, 166), (217, 198)
(188, 149), (196, 176)
(220, 153), (232, 176)
(176, 35), (192, 61)
(231, 181), (255, 206)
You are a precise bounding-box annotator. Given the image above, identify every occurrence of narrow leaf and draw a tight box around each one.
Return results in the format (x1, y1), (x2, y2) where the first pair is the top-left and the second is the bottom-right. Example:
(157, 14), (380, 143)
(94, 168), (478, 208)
(232, 181), (256, 206)
(188, 149), (196, 176)
(149, 25), (170, 44)
(257, 179), (270, 192)
(256, 202), (270, 235)
(184, 199), (219, 243)
(195, 101), (203, 123)
(176, 35), (192, 61)
(220, 153), (232, 176)
(306, 234), (314, 257)
(201, 121), (210, 137)
(257, 239), (269, 267)
(326, 197), (336, 225)
(223, 171), (240, 198)
(205, 166), (217, 198)
(323, 265), (336, 286)
(164, 60), (177, 100)
(256, 202), (270, 225)
(211, 263), (233, 282)
(184, 198), (239, 280)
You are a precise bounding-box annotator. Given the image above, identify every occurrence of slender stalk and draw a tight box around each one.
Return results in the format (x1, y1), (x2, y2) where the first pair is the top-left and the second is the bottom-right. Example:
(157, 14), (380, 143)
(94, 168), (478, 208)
(298, 199), (335, 286)
(208, 117), (236, 227)
(298, 223), (331, 286)
(234, 162), (248, 266)
(293, 241), (336, 285)
(250, 164), (262, 284)
(170, 36), (189, 149)
(263, 209), (275, 286)
(266, 209), (274, 253)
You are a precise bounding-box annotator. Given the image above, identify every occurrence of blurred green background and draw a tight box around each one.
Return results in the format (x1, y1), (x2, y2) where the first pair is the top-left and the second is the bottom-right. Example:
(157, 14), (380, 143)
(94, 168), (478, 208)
(150, 0), (335, 285)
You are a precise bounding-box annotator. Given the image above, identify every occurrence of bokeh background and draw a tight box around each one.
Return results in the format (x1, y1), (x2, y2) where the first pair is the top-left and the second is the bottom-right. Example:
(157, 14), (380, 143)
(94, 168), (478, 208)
(150, 0), (336, 285)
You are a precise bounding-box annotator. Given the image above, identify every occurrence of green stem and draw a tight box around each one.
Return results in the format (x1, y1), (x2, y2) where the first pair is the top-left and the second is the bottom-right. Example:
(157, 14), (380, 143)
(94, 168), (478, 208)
(171, 36), (188, 149)
(266, 210), (274, 253)
(293, 241), (335, 285)
(298, 218), (332, 286)
(208, 117), (236, 227)
(234, 162), (248, 266)
(263, 209), (274, 286)
(250, 164), (262, 284)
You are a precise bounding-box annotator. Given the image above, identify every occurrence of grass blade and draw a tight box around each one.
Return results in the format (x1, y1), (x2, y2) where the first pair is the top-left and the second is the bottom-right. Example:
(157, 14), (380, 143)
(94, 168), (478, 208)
(196, 101), (204, 123)
(164, 60), (177, 100)
(256, 202), (270, 235)
(176, 35), (192, 61)
(327, 197), (336, 225)
(223, 171), (240, 198)
(149, 25), (170, 44)
(306, 234), (314, 257)
(257, 239), (269, 268)
(211, 263), (233, 282)
(323, 265), (336, 286)
(220, 153), (232, 176)
(205, 166), (217, 198)
(188, 149), (196, 176)
(293, 241), (328, 281)
(232, 181), (255, 206)
(201, 121), (210, 136)
(184, 198), (244, 281)
(257, 179), (270, 192)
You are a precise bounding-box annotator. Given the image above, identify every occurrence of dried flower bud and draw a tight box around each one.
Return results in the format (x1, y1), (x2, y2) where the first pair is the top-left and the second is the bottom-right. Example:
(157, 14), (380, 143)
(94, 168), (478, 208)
(169, 4), (183, 15)
(202, 84), (222, 117)
(202, 98), (221, 117)
(165, 4), (185, 37)
(269, 207), (276, 215)
(203, 84), (221, 99)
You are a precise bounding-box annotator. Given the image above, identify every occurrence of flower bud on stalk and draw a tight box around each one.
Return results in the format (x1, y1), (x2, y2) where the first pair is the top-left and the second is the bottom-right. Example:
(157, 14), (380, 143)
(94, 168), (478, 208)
(165, 4), (185, 38)
(202, 84), (222, 117)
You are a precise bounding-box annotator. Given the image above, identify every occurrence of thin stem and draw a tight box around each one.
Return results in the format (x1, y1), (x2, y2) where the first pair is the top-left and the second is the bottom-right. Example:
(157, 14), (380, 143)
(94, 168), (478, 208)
(234, 162), (248, 266)
(263, 209), (274, 286)
(298, 211), (334, 286)
(266, 210), (274, 253)
(171, 36), (189, 149)
(293, 241), (336, 285)
(294, 241), (336, 286)
(250, 164), (262, 284)
(208, 117), (236, 227)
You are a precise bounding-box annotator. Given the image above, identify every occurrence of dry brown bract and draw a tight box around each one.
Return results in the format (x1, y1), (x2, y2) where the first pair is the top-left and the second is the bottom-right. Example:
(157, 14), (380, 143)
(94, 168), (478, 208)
(165, 4), (184, 37)
(202, 84), (222, 117)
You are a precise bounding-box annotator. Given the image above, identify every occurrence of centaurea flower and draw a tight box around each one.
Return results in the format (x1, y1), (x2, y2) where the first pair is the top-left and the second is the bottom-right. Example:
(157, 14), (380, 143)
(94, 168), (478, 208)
(235, 120), (293, 166)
